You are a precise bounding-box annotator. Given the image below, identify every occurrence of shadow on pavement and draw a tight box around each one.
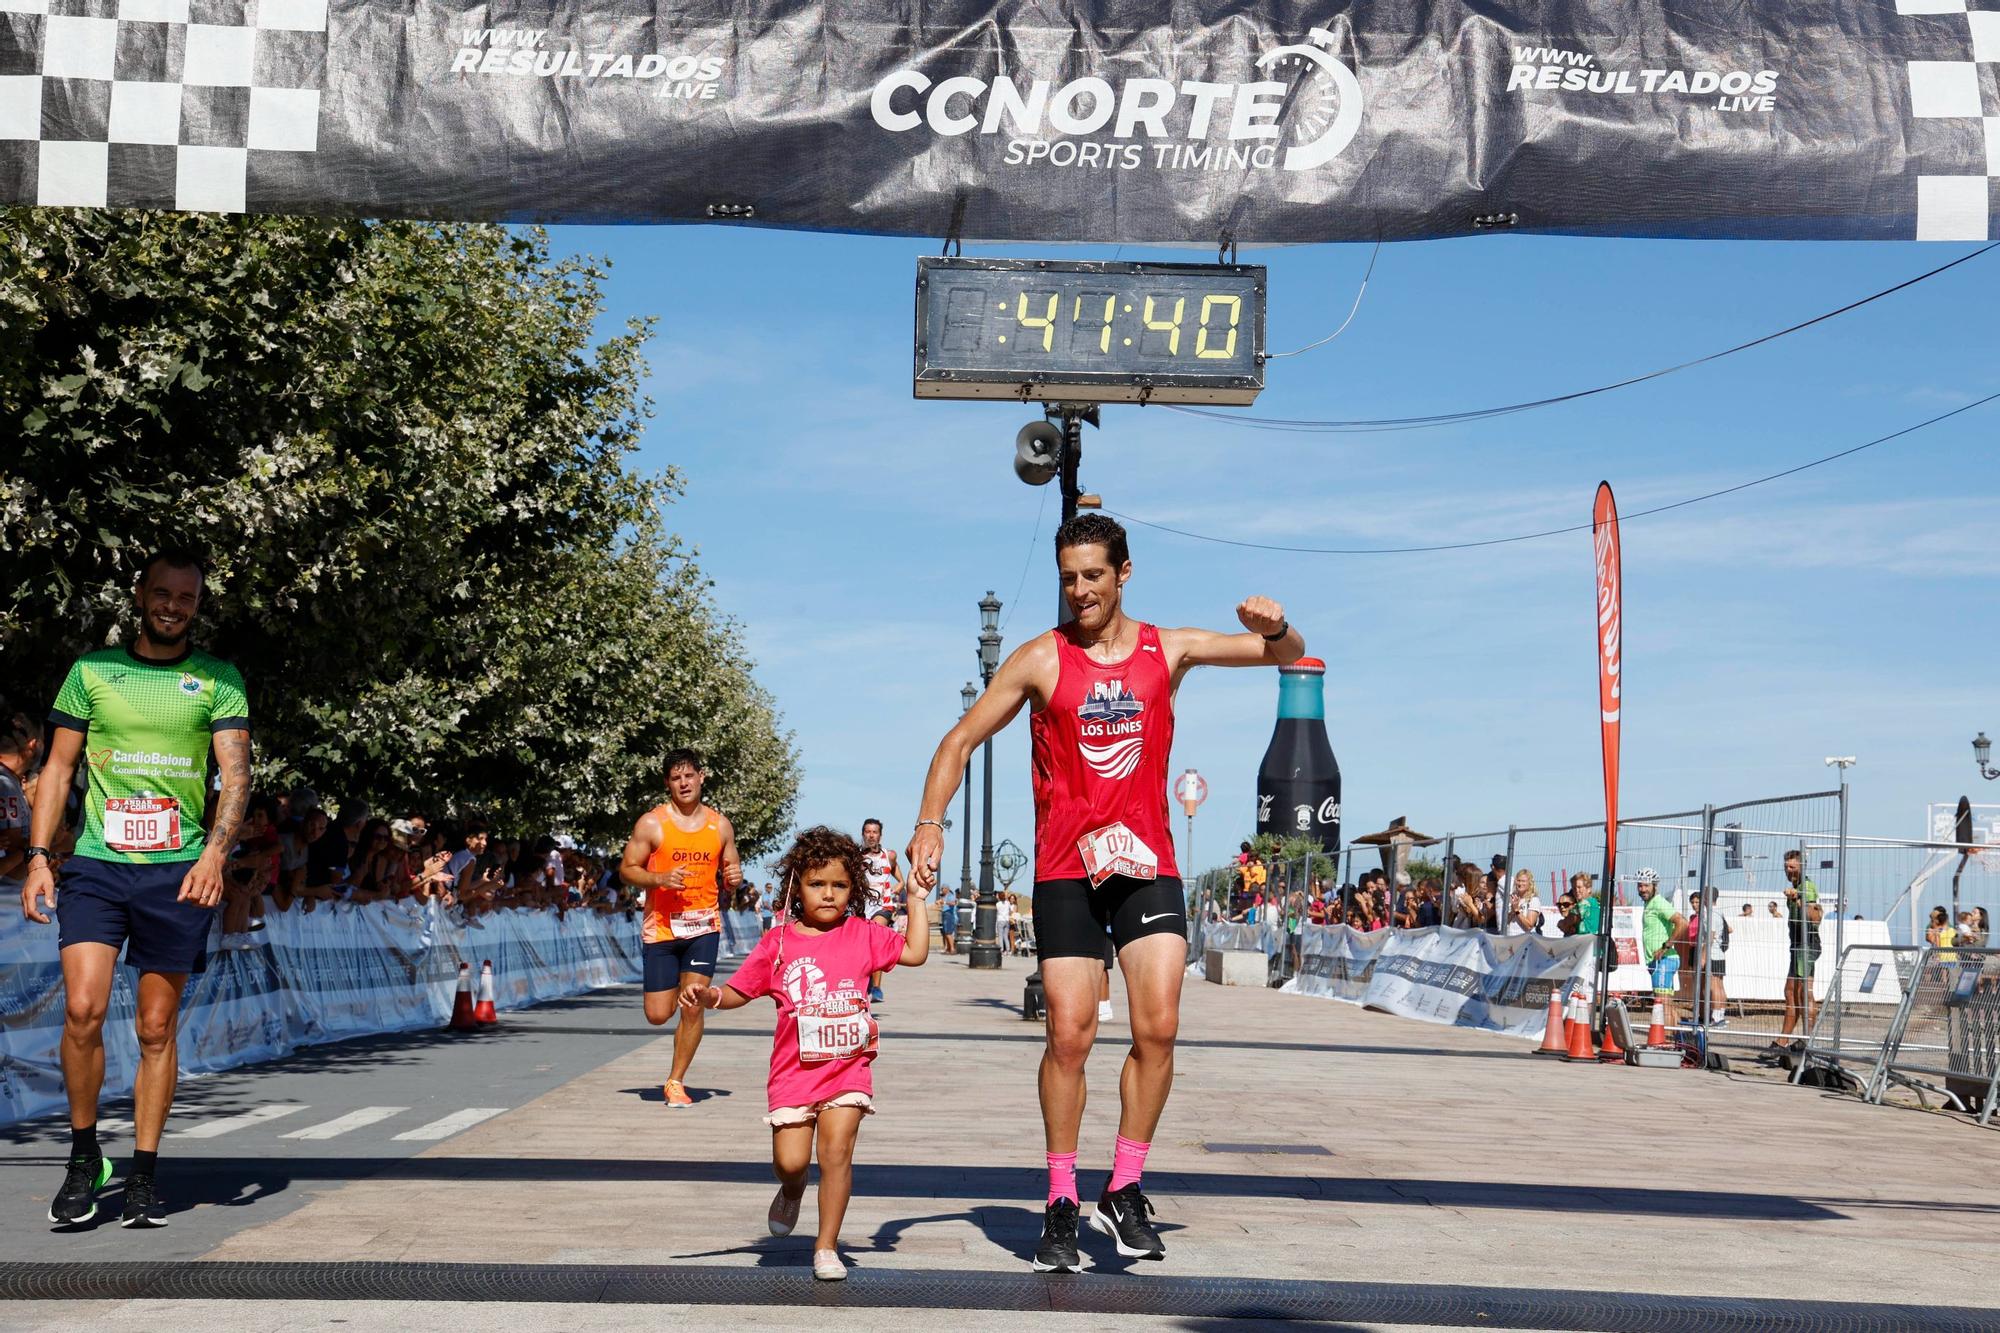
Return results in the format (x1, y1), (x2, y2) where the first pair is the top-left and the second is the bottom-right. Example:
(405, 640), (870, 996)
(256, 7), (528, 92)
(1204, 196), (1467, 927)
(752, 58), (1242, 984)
(0, 1154), (1923, 1222)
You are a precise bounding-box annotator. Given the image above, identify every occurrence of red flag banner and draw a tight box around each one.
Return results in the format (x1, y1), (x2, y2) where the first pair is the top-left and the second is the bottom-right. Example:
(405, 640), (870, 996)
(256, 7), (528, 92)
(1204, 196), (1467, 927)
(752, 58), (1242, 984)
(1592, 481), (1623, 932)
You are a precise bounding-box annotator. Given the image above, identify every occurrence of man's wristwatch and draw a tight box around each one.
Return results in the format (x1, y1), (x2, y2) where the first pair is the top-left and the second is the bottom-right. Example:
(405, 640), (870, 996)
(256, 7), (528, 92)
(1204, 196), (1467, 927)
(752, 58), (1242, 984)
(24, 846), (50, 862)
(1261, 620), (1291, 642)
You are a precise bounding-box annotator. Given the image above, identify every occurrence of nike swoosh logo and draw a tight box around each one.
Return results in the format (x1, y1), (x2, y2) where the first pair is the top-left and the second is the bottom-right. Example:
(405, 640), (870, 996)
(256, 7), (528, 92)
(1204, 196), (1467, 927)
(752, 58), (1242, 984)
(1140, 912), (1179, 924)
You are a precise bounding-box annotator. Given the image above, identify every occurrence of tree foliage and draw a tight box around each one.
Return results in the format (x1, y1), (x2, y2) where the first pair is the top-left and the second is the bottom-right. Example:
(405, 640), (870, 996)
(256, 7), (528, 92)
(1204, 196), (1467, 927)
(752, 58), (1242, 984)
(0, 210), (798, 852)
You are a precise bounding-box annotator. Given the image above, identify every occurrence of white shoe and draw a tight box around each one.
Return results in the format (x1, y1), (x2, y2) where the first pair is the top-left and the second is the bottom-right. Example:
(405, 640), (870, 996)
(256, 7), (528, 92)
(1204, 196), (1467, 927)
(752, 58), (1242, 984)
(1098, 1001), (1114, 1023)
(813, 1248), (846, 1281)
(768, 1187), (801, 1237)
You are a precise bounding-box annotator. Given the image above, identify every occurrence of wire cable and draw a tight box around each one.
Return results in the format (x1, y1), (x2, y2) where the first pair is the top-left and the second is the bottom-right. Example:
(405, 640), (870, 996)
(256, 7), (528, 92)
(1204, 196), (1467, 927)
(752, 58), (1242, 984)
(1264, 239), (1381, 359)
(1108, 390), (2000, 556)
(997, 483), (1052, 634)
(1165, 244), (1996, 433)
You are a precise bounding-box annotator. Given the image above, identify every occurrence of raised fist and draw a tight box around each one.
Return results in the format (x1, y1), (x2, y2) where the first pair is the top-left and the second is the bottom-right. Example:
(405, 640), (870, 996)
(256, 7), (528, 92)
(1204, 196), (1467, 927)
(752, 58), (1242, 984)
(1237, 596), (1286, 638)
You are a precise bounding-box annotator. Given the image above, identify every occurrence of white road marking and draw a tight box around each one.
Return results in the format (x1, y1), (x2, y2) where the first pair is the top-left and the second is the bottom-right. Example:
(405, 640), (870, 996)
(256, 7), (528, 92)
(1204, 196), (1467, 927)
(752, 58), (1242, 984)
(95, 1119), (132, 1137)
(282, 1107), (409, 1140)
(392, 1107), (506, 1141)
(171, 1104), (308, 1138)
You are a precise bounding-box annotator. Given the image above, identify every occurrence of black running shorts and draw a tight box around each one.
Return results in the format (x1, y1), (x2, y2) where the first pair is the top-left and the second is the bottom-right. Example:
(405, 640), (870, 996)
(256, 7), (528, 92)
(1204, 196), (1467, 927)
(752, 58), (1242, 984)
(1034, 875), (1186, 961)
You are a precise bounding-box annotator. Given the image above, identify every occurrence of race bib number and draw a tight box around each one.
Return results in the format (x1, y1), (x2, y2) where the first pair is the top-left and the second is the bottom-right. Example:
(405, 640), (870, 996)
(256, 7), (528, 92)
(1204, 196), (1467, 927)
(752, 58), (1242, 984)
(796, 1004), (877, 1064)
(103, 797), (182, 854)
(671, 908), (720, 940)
(1077, 822), (1158, 889)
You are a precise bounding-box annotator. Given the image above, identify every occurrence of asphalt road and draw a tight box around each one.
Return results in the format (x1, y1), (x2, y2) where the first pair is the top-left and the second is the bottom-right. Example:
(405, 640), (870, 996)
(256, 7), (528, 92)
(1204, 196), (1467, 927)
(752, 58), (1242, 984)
(0, 984), (672, 1263)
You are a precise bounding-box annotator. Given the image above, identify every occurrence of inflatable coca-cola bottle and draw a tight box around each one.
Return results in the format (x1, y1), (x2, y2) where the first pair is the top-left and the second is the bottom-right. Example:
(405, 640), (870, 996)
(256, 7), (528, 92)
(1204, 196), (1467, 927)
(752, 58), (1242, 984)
(1255, 657), (1341, 849)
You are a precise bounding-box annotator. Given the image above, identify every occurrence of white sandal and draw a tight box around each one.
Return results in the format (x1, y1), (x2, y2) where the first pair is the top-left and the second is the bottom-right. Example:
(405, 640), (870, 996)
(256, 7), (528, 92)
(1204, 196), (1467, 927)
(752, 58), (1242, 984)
(812, 1248), (846, 1281)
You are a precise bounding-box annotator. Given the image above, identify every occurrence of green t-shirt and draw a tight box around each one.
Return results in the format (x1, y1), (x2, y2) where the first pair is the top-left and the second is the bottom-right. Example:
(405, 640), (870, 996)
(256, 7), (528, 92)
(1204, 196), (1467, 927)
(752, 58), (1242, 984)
(50, 646), (250, 864)
(1641, 892), (1679, 957)
(1575, 895), (1601, 936)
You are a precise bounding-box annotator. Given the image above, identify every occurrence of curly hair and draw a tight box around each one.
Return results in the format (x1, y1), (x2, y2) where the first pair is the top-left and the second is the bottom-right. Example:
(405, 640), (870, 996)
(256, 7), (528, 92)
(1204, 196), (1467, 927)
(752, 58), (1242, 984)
(773, 825), (872, 921)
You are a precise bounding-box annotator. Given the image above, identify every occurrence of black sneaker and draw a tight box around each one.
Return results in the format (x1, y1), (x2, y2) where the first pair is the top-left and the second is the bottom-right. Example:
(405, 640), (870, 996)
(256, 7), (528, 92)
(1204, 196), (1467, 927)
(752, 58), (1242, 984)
(48, 1154), (111, 1225)
(1032, 1197), (1080, 1272)
(119, 1175), (167, 1229)
(1091, 1183), (1164, 1260)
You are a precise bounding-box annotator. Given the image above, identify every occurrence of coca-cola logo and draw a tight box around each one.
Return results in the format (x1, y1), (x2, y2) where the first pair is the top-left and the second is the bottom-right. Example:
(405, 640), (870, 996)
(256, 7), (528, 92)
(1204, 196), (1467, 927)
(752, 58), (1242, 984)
(1257, 794), (1273, 822)
(1318, 798), (1340, 824)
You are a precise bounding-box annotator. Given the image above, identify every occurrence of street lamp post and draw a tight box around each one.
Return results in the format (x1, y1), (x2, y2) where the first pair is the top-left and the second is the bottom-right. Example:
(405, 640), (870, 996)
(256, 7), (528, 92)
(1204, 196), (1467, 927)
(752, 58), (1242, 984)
(970, 591), (1005, 970)
(1975, 732), (1998, 781)
(959, 682), (978, 949)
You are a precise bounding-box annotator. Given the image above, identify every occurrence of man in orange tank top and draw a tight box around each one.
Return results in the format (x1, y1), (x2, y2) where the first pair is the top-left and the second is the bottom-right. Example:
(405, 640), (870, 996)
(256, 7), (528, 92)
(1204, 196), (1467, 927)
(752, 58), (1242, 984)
(620, 747), (743, 1108)
(908, 515), (1303, 1273)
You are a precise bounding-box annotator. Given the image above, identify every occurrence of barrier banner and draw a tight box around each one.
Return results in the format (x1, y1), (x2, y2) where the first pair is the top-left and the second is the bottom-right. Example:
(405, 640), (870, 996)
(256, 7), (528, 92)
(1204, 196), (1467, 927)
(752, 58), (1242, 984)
(1288, 924), (1595, 1038)
(0, 905), (642, 1126)
(2, 1), (1994, 240)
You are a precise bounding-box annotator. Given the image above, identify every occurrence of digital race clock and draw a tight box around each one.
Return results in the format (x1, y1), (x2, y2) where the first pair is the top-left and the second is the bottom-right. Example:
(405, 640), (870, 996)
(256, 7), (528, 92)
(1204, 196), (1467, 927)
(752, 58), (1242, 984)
(914, 257), (1266, 405)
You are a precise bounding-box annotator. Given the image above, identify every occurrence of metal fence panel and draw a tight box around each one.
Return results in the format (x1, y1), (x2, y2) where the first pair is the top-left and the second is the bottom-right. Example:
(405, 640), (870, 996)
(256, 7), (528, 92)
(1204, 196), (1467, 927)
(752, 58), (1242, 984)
(1795, 943), (1925, 1089)
(1872, 945), (2000, 1121)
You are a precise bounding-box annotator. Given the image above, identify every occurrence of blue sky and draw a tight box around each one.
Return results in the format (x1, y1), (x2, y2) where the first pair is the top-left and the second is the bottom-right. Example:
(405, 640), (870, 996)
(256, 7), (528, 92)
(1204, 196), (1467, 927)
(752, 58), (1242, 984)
(552, 226), (1998, 878)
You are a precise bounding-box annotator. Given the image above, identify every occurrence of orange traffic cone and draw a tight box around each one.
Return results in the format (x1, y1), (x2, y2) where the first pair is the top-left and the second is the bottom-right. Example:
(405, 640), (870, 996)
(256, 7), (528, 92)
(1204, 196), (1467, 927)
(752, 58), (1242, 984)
(1646, 998), (1667, 1047)
(473, 960), (499, 1026)
(448, 962), (477, 1031)
(1535, 990), (1568, 1056)
(1563, 994), (1598, 1062)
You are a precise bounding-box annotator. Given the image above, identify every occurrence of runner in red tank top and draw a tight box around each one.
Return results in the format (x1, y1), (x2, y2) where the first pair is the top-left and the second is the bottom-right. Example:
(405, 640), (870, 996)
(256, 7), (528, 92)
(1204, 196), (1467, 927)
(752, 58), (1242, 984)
(907, 515), (1304, 1273)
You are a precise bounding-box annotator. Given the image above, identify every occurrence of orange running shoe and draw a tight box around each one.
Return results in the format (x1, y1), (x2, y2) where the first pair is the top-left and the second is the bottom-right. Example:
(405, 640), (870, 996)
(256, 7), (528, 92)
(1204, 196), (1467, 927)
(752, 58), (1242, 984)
(663, 1079), (694, 1108)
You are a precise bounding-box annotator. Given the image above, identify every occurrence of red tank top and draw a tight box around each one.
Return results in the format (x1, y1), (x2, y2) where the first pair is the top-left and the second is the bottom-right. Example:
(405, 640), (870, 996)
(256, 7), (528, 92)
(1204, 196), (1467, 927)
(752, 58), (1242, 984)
(1030, 622), (1178, 883)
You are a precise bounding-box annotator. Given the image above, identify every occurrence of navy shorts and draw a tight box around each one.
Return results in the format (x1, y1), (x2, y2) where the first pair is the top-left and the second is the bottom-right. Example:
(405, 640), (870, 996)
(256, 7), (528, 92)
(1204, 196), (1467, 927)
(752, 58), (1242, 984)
(643, 932), (720, 992)
(57, 856), (212, 975)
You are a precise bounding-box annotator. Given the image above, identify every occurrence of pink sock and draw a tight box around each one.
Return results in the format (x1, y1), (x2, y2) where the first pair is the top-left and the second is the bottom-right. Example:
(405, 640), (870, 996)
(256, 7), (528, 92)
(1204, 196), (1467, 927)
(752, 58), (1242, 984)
(1109, 1134), (1150, 1192)
(1046, 1151), (1078, 1206)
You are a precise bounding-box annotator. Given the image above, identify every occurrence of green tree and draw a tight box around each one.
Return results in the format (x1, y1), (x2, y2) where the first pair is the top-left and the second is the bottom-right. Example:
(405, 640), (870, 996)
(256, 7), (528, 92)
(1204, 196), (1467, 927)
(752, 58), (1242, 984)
(1, 210), (797, 852)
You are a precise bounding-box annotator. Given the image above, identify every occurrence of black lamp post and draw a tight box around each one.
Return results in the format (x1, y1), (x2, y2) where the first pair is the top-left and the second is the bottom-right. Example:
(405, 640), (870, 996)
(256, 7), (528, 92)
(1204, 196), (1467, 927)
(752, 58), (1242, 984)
(1975, 732), (1998, 781)
(959, 682), (978, 948)
(970, 591), (1005, 970)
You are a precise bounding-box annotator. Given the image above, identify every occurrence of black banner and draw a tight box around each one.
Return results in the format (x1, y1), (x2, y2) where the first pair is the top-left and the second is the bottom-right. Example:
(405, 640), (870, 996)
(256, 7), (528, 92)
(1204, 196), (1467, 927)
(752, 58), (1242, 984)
(2, 0), (1994, 241)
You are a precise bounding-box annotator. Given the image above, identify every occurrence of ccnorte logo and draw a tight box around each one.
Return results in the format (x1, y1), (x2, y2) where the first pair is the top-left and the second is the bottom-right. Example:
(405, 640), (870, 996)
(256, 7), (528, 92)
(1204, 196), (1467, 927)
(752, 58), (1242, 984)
(870, 28), (1363, 173)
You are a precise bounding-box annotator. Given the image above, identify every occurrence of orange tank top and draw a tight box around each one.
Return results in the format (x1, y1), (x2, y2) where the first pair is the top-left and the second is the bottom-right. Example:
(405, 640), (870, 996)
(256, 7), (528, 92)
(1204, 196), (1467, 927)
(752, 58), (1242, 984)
(642, 804), (724, 944)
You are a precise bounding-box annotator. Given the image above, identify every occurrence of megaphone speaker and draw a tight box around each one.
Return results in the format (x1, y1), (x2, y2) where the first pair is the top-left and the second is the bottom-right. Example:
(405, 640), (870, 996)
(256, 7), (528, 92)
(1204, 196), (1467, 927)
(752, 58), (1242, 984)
(1014, 420), (1062, 487)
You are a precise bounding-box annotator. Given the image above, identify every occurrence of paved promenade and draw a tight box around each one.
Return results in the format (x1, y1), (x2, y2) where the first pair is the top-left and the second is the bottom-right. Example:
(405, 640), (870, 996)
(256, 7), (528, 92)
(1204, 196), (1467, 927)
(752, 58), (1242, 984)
(4, 948), (1993, 1330)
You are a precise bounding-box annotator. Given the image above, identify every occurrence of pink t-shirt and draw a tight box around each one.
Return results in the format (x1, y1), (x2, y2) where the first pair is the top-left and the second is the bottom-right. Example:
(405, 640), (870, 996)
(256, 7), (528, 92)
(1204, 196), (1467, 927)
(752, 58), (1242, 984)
(726, 916), (907, 1111)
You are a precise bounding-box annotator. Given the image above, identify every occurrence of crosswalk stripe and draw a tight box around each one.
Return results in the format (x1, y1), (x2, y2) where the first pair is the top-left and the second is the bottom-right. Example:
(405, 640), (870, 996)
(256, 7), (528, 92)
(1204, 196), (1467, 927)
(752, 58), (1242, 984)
(171, 1104), (308, 1138)
(95, 1119), (132, 1137)
(392, 1107), (506, 1141)
(282, 1107), (409, 1140)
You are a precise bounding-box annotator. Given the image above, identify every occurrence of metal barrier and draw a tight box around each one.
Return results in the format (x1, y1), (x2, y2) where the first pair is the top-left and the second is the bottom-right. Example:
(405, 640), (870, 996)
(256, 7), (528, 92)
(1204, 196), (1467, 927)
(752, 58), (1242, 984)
(1868, 945), (2000, 1122)
(1794, 943), (1925, 1089)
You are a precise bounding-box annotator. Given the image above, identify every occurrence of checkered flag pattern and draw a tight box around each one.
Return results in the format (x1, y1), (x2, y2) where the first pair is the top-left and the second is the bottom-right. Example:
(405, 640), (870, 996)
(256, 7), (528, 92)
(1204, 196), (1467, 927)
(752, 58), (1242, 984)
(0, 0), (326, 212)
(1902, 0), (2000, 239)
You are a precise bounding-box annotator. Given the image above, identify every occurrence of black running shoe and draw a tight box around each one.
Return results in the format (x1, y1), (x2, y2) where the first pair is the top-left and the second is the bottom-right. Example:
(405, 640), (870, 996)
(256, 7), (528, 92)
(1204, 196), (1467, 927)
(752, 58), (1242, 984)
(1032, 1197), (1080, 1272)
(119, 1175), (167, 1229)
(1091, 1183), (1164, 1260)
(48, 1154), (111, 1225)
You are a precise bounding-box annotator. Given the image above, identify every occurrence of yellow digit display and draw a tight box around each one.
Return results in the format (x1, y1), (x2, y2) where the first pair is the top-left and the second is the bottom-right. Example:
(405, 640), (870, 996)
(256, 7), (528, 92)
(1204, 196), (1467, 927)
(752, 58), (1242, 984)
(1195, 294), (1242, 359)
(1017, 291), (1058, 351)
(1073, 293), (1116, 353)
(1142, 295), (1185, 355)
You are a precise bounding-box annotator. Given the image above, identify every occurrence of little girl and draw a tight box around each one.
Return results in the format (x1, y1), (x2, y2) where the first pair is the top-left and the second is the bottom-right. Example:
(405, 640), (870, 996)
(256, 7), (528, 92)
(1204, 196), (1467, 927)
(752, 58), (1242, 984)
(684, 824), (928, 1280)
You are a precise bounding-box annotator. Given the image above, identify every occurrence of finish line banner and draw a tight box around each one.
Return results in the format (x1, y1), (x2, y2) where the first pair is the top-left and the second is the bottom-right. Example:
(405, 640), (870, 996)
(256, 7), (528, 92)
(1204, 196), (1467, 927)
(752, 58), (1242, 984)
(1, 2), (1995, 241)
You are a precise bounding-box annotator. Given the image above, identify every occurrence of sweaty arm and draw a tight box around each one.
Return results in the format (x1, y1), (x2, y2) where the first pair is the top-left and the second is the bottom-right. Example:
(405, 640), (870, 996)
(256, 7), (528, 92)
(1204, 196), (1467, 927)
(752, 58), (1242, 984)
(618, 812), (681, 890)
(906, 635), (1054, 887)
(718, 817), (745, 889)
(1163, 595), (1304, 684)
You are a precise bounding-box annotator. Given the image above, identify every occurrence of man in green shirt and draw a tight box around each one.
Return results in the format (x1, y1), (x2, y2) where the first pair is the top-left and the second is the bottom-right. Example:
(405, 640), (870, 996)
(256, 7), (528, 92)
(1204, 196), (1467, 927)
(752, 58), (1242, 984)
(1771, 849), (1823, 1059)
(1636, 868), (1687, 1030)
(19, 549), (252, 1229)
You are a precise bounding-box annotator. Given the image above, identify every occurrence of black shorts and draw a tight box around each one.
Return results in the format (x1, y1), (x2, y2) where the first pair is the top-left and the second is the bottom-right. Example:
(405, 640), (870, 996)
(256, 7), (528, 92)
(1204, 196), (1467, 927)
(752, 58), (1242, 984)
(1034, 876), (1185, 961)
(643, 933), (719, 992)
(57, 856), (213, 975)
